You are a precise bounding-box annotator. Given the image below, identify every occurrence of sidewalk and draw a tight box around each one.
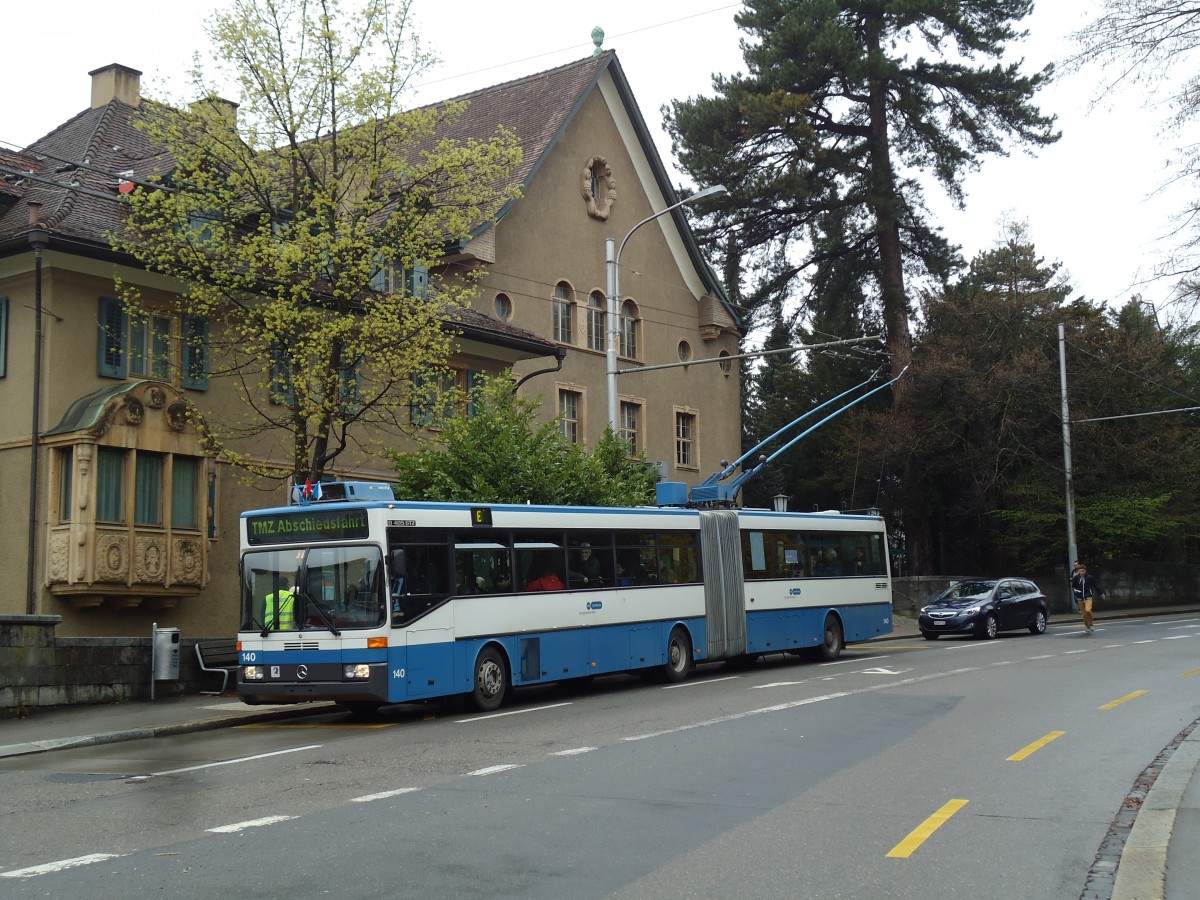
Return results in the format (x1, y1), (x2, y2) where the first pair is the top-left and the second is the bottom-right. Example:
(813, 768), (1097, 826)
(1, 606), (1196, 899)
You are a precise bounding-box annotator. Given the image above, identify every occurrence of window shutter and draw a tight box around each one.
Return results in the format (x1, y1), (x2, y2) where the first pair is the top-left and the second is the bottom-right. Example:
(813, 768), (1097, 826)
(407, 264), (429, 299)
(182, 316), (210, 390)
(466, 369), (483, 418)
(97, 297), (128, 378)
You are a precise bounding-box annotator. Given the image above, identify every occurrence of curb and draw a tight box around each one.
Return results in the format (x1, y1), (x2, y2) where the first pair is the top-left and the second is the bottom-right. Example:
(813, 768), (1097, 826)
(0, 703), (341, 760)
(1112, 725), (1200, 900)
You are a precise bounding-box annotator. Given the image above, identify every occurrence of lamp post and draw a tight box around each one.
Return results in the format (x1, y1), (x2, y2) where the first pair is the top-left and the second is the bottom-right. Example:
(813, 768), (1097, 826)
(605, 184), (727, 432)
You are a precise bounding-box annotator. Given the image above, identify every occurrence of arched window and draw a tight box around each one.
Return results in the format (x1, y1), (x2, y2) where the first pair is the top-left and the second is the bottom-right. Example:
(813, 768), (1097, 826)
(553, 281), (575, 345)
(587, 291), (605, 352)
(619, 298), (639, 359)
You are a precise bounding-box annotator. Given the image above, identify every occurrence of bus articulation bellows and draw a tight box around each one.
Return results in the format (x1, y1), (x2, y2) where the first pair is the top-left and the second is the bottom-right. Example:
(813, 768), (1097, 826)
(236, 485), (893, 713)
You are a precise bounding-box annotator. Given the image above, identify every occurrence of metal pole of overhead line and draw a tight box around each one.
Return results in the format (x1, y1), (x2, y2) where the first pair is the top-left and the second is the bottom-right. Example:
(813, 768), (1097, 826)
(606, 184), (727, 433)
(1059, 323), (1078, 574)
(27, 206), (49, 616)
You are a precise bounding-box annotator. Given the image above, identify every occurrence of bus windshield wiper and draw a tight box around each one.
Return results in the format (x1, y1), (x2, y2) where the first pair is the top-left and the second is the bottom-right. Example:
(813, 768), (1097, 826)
(300, 591), (341, 636)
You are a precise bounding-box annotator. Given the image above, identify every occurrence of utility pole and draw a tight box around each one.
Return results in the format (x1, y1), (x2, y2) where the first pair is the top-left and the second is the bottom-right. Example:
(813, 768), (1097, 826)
(1058, 323), (1078, 573)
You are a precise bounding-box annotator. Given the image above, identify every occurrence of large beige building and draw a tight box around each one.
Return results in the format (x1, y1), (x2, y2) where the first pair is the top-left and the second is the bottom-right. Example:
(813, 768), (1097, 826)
(0, 53), (743, 638)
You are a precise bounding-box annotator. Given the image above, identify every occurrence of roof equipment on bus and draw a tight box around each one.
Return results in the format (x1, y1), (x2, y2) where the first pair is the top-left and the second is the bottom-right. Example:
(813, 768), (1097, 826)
(289, 479), (395, 506)
(657, 365), (908, 509)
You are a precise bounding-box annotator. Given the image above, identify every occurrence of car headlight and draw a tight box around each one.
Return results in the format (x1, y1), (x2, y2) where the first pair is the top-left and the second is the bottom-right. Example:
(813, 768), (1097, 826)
(920, 605), (930, 613)
(343, 664), (371, 680)
(244, 665), (264, 680)
(962, 606), (981, 616)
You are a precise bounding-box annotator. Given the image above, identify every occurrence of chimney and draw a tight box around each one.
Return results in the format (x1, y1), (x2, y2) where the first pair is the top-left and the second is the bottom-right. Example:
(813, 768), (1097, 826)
(89, 64), (143, 109)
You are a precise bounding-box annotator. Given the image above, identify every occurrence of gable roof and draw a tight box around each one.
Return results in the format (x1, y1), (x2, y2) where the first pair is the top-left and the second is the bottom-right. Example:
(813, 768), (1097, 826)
(0, 51), (736, 327)
(424, 52), (737, 322)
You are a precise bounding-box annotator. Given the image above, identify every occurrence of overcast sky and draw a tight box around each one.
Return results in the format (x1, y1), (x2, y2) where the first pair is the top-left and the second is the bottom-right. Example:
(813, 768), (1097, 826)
(2, 1), (1189, 317)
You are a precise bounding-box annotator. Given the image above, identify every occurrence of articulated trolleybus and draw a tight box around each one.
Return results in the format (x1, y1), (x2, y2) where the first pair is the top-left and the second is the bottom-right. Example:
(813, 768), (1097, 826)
(237, 483), (892, 712)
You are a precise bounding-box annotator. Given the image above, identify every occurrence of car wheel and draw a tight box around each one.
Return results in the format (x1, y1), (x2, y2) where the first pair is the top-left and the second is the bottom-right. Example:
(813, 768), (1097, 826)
(921, 631), (939, 641)
(1029, 609), (1047, 635)
(979, 613), (998, 640)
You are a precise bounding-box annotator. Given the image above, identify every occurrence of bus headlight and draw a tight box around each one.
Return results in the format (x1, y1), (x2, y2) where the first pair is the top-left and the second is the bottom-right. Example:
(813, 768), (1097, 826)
(244, 665), (264, 680)
(344, 664), (371, 680)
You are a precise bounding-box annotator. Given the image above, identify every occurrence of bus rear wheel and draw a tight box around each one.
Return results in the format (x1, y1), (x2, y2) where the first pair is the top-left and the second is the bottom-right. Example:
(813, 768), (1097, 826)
(817, 614), (844, 661)
(472, 646), (508, 712)
(662, 627), (692, 683)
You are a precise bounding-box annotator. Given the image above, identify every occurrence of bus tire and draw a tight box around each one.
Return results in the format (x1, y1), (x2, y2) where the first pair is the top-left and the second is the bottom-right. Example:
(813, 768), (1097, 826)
(472, 646), (508, 712)
(662, 627), (692, 683)
(817, 613), (844, 661)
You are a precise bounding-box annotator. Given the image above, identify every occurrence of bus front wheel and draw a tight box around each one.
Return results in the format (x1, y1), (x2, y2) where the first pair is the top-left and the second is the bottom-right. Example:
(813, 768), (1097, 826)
(472, 646), (508, 712)
(662, 627), (692, 683)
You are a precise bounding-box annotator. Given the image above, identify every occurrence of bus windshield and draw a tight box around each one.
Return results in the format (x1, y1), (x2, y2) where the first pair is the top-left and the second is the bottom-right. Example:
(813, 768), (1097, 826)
(241, 545), (386, 632)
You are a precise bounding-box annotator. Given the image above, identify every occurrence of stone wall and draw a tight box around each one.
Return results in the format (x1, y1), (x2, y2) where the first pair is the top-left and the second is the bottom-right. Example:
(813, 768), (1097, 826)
(1, 615), (226, 715)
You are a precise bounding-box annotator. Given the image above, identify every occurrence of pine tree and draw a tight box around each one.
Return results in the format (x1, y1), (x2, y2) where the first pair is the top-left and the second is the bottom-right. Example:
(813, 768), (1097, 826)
(666, 0), (1059, 401)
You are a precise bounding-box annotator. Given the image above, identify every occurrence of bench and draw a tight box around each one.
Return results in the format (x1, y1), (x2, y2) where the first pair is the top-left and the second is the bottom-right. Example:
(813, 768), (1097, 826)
(195, 639), (239, 695)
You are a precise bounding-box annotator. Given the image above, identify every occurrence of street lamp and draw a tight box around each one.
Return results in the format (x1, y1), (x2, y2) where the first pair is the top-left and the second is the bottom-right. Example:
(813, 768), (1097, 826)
(605, 184), (728, 432)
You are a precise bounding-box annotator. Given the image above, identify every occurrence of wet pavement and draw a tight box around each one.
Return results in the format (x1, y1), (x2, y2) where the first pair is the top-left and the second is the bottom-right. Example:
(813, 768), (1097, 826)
(2, 606), (1197, 899)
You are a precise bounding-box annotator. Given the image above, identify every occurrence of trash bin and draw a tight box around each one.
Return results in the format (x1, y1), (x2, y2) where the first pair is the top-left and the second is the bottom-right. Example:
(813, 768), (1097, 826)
(153, 626), (180, 681)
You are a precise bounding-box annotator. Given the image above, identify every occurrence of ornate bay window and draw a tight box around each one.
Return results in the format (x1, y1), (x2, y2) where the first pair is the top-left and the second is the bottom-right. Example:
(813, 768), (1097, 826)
(43, 380), (214, 610)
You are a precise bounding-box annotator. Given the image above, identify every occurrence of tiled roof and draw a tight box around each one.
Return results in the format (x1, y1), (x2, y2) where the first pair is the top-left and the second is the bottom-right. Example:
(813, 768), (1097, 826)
(1, 54), (611, 252)
(0, 51), (730, 328)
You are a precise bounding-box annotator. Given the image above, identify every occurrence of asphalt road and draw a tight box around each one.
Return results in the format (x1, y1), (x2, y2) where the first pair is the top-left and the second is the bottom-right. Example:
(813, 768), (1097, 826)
(1, 615), (1197, 899)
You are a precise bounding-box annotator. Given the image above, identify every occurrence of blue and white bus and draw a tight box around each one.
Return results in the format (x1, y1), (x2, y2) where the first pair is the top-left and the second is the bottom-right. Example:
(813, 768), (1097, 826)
(236, 484), (892, 712)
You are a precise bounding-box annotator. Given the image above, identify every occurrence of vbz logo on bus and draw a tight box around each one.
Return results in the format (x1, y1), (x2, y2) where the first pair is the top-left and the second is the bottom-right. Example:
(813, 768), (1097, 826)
(789, 588), (803, 596)
(587, 601), (604, 611)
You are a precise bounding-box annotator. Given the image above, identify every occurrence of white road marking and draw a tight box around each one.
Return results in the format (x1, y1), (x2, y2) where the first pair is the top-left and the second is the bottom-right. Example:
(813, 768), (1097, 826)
(0, 854), (123, 879)
(151, 744), (323, 776)
(754, 681), (805, 689)
(350, 787), (420, 801)
(665, 675), (740, 689)
(1134, 640), (1157, 645)
(552, 747), (596, 756)
(623, 691), (852, 742)
(1065, 649), (1091, 654)
(942, 642), (1003, 651)
(1163, 635), (1191, 640)
(207, 815), (296, 833)
(466, 764), (524, 776)
(1027, 654), (1056, 660)
(819, 655), (883, 667)
(456, 702), (571, 723)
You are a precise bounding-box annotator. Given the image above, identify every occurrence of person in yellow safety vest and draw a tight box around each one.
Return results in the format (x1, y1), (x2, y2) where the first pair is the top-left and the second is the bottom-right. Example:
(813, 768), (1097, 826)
(265, 576), (297, 630)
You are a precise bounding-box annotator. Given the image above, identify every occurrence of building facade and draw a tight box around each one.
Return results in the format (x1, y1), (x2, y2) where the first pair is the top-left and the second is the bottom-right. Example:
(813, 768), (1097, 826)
(0, 53), (742, 637)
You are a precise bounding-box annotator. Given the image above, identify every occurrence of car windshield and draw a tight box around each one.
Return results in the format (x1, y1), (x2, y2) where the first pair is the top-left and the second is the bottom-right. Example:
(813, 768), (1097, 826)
(240, 545), (386, 632)
(938, 580), (996, 601)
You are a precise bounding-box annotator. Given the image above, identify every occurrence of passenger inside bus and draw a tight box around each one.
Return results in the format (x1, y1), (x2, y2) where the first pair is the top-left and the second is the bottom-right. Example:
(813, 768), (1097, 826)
(568, 543), (603, 587)
(525, 553), (565, 591)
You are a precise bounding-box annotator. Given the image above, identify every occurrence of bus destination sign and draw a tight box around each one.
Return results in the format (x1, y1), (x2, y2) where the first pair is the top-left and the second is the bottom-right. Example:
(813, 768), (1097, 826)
(246, 508), (370, 545)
